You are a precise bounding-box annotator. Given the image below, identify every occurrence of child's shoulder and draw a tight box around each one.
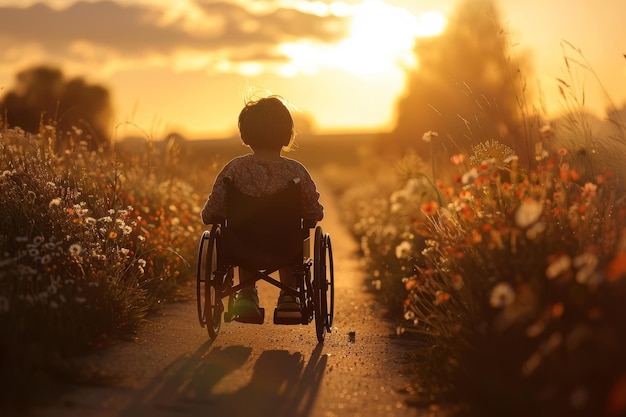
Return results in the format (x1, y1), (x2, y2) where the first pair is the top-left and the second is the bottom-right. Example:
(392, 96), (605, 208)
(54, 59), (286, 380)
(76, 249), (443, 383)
(279, 155), (306, 167)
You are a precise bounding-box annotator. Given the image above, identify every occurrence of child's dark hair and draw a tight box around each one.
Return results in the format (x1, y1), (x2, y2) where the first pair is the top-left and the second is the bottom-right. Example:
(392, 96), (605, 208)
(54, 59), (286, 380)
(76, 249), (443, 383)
(238, 96), (294, 151)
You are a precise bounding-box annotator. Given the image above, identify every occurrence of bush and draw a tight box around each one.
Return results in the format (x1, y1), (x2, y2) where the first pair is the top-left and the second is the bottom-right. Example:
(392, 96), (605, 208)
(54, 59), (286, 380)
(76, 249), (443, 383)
(0, 125), (206, 401)
(345, 133), (626, 415)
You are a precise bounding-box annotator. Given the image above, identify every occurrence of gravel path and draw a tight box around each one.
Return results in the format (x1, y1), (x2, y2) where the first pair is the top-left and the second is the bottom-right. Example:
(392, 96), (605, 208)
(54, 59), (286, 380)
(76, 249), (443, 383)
(27, 181), (424, 417)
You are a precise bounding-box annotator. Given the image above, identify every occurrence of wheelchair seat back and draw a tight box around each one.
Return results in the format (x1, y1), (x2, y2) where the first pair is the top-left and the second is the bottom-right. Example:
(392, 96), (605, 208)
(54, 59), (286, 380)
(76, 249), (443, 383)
(220, 177), (306, 270)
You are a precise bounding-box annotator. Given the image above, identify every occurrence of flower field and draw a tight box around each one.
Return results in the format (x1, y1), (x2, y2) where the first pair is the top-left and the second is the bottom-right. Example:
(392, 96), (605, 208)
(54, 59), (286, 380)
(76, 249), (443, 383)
(0, 125), (212, 401)
(342, 122), (626, 415)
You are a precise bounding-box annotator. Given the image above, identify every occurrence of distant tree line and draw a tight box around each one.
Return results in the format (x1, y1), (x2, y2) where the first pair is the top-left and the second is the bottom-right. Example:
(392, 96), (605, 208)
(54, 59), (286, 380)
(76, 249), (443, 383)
(1, 65), (112, 153)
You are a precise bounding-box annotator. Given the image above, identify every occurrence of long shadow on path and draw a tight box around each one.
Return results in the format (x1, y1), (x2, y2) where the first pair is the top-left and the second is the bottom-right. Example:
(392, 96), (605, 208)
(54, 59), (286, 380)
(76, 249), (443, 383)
(120, 342), (327, 417)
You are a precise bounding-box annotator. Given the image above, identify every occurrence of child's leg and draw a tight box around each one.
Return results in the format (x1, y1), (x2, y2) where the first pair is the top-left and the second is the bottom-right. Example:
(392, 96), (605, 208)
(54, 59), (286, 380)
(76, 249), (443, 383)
(276, 266), (301, 313)
(232, 268), (260, 318)
(278, 267), (296, 289)
(238, 268), (256, 286)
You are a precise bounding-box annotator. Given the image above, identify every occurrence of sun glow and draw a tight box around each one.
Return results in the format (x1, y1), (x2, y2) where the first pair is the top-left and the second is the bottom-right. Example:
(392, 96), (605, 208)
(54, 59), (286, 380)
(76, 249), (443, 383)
(338, 1), (447, 75)
(278, 1), (447, 77)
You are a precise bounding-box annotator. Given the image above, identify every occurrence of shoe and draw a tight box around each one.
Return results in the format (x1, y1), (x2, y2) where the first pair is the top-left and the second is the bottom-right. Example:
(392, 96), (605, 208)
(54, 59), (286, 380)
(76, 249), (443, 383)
(232, 287), (262, 320)
(276, 290), (302, 318)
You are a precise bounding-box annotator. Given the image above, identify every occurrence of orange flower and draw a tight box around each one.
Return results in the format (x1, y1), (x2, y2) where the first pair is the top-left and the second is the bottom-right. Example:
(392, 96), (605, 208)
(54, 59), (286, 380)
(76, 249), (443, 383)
(551, 302), (564, 318)
(434, 291), (450, 305)
(421, 201), (439, 216)
(606, 373), (626, 417)
(606, 252), (626, 281)
(108, 231), (118, 239)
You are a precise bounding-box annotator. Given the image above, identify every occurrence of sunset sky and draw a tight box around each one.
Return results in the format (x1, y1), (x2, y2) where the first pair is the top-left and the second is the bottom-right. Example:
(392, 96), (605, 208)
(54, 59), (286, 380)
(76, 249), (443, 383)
(0, 0), (624, 140)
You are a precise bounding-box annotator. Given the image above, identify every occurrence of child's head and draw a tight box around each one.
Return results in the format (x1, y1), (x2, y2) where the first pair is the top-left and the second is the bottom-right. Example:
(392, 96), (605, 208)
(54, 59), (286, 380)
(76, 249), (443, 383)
(238, 96), (294, 151)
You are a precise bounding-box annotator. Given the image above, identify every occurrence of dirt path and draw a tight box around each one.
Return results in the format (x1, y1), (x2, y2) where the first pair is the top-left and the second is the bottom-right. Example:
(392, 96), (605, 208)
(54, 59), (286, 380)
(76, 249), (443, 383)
(27, 180), (423, 417)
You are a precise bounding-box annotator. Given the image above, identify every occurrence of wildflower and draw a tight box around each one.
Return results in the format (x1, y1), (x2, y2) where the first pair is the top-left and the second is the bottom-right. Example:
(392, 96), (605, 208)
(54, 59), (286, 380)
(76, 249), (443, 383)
(503, 155), (519, 164)
(395, 241), (411, 259)
(539, 123), (552, 135)
(138, 259), (146, 268)
(404, 309), (415, 320)
(557, 147), (568, 156)
(452, 274), (464, 290)
(573, 252), (599, 284)
(546, 254), (571, 279)
(138, 235), (146, 242)
(514, 198), (543, 228)
(581, 182), (597, 199)
(450, 154), (465, 165)
(434, 291), (450, 305)
(100, 216), (113, 223)
(489, 282), (515, 308)
(108, 231), (118, 239)
(421, 201), (439, 216)
(526, 221), (546, 240)
(68, 243), (82, 256)
(49, 198), (61, 207)
(0, 296), (9, 314)
(120, 248), (130, 256)
(421, 130), (438, 142)
(462, 168), (479, 184)
(552, 302), (564, 318)
(85, 217), (97, 226)
(570, 386), (589, 409)
(526, 320), (546, 338)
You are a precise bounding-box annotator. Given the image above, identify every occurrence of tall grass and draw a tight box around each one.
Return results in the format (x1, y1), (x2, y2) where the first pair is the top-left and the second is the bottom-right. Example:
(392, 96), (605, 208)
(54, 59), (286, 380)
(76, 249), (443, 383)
(341, 51), (626, 416)
(0, 123), (208, 403)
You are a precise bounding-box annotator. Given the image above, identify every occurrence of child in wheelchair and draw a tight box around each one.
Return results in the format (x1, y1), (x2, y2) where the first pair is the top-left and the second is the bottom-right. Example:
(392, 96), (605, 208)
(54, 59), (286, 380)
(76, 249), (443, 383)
(201, 95), (324, 322)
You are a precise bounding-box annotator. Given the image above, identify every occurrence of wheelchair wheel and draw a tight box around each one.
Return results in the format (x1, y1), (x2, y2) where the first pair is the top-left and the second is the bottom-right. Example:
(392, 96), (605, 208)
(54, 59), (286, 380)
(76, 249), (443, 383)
(314, 226), (334, 342)
(196, 228), (222, 339)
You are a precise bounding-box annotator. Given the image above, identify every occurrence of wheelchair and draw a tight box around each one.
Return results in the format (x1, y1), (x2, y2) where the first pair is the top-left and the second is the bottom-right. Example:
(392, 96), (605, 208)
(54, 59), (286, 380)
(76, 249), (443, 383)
(196, 177), (334, 343)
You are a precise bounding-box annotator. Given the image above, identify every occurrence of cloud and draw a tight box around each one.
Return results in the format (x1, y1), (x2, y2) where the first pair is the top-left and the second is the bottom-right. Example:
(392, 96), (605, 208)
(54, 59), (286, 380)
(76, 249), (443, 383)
(0, 0), (351, 70)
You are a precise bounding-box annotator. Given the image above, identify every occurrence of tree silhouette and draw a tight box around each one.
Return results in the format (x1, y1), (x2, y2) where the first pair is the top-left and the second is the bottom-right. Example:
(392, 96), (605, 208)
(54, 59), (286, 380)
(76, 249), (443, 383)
(1, 65), (112, 152)
(389, 0), (535, 170)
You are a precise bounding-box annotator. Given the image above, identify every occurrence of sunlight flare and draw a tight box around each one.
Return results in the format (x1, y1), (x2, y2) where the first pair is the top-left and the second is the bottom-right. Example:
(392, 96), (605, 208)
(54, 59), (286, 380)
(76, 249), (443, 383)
(278, 1), (447, 76)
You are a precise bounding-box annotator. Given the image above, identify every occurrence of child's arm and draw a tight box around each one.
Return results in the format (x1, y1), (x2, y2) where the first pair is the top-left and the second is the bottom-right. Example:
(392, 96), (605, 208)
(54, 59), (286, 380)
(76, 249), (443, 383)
(301, 173), (324, 222)
(201, 173), (229, 225)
